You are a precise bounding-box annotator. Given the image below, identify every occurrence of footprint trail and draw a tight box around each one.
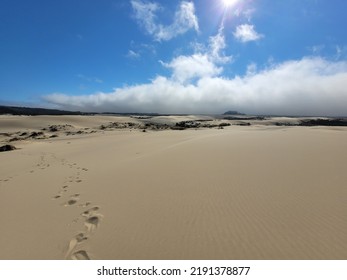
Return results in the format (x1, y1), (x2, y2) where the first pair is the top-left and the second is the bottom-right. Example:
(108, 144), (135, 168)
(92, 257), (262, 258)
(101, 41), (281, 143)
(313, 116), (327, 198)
(49, 157), (103, 260)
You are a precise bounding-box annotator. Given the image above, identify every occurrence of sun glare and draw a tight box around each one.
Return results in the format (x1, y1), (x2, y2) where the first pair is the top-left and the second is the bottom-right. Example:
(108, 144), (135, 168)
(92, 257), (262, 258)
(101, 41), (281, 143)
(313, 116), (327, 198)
(222, 0), (238, 8)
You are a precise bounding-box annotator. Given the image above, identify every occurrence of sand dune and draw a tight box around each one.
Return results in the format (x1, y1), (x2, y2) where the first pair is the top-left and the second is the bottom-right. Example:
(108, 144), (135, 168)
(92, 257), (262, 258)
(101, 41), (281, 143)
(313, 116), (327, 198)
(0, 115), (346, 259)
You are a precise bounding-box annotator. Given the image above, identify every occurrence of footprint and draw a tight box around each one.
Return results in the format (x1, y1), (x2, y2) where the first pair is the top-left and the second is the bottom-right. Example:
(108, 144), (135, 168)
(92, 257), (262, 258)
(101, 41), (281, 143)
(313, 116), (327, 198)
(66, 199), (78, 206)
(85, 215), (102, 232)
(52, 195), (61, 200)
(69, 232), (88, 246)
(71, 250), (90, 260)
(81, 206), (100, 217)
(79, 202), (91, 207)
(82, 168), (88, 171)
(65, 233), (89, 259)
(76, 180), (82, 183)
(75, 232), (88, 243)
(64, 194), (81, 206)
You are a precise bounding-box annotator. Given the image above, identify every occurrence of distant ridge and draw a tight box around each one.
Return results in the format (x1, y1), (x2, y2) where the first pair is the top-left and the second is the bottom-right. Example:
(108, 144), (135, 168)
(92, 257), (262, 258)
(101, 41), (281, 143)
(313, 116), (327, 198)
(0, 105), (85, 116)
(0, 105), (185, 116)
(0, 106), (172, 116)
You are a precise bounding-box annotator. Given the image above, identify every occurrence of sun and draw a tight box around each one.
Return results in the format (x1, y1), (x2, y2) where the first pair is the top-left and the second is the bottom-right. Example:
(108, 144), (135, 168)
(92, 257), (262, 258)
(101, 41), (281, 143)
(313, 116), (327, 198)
(222, 0), (239, 8)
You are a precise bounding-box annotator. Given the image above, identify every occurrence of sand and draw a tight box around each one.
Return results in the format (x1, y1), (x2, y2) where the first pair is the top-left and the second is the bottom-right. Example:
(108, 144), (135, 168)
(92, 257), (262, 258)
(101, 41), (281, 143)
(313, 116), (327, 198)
(0, 115), (347, 260)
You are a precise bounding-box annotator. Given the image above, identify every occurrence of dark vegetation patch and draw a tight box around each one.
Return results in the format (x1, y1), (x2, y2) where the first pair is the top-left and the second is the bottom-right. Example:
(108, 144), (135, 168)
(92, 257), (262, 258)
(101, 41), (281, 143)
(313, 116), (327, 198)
(0, 144), (16, 152)
(46, 124), (74, 132)
(275, 118), (347, 127)
(0, 133), (11, 137)
(100, 122), (170, 131)
(6, 131), (47, 142)
(9, 137), (21, 142)
(29, 131), (44, 138)
(235, 122), (251, 126)
(172, 121), (231, 130)
(223, 116), (265, 121)
(299, 119), (347, 126)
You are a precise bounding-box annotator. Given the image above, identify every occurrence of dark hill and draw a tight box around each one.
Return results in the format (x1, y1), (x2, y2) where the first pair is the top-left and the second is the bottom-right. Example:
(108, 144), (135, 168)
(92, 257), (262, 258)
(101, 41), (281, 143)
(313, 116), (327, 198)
(223, 110), (245, 115)
(0, 105), (84, 116)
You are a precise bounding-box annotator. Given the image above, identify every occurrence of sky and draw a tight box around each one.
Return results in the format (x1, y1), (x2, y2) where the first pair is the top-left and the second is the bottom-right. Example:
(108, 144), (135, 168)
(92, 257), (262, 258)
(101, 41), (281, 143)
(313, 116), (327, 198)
(1, 0), (347, 115)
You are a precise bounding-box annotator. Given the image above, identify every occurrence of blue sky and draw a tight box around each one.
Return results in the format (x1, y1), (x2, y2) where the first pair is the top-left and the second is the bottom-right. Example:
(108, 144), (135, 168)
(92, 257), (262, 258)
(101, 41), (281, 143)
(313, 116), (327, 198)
(1, 0), (347, 115)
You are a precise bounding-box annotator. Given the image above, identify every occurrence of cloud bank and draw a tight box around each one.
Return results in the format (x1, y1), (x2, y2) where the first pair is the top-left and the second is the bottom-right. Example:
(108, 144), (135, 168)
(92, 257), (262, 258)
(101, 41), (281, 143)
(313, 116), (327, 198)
(44, 57), (347, 116)
(131, 0), (199, 41)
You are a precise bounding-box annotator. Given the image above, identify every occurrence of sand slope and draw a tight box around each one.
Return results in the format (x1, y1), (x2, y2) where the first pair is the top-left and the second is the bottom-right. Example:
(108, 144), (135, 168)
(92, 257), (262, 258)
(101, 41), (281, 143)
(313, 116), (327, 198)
(1, 116), (347, 259)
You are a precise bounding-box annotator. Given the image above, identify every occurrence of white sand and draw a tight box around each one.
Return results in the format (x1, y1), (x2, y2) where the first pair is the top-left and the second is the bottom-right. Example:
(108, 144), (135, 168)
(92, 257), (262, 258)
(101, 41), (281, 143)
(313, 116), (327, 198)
(1, 115), (346, 259)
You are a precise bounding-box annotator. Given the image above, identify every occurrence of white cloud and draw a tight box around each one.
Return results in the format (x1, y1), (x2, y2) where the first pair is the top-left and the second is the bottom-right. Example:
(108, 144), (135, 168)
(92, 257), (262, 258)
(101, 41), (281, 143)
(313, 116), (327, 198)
(234, 8), (255, 21)
(127, 50), (141, 59)
(160, 27), (231, 83)
(161, 54), (222, 83)
(131, 0), (199, 41)
(243, 8), (256, 21)
(233, 24), (263, 42)
(308, 44), (325, 55)
(131, 0), (159, 35)
(246, 62), (257, 75)
(128, 41), (157, 59)
(45, 57), (347, 116)
(209, 26), (232, 63)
